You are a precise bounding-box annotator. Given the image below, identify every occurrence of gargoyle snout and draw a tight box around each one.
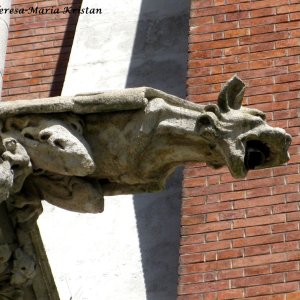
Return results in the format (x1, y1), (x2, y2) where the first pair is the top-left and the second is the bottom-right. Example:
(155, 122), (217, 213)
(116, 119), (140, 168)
(20, 123), (95, 176)
(285, 133), (292, 149)
(243, 130), (291, 172)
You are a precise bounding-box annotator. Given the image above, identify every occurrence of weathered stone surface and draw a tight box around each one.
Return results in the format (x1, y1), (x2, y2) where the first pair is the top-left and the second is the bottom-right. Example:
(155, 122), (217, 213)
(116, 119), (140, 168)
(0, 76), (291, 218)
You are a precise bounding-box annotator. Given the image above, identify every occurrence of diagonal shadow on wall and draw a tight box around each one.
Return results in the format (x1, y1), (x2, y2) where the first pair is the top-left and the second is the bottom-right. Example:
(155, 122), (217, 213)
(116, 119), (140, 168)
(125, 1), (190, 299)
(50, 0), (82, 97)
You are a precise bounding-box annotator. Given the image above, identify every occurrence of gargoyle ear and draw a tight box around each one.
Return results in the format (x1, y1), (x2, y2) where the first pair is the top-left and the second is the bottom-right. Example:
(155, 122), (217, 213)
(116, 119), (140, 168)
(218, 75), (245, 111)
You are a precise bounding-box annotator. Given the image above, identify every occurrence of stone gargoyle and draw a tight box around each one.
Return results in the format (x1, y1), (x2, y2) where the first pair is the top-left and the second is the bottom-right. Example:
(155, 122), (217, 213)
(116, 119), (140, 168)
(0, 75), (291, 226)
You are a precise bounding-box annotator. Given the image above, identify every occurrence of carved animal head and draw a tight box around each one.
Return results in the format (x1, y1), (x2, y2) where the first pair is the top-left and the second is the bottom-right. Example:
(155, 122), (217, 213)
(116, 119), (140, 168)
(3, 115), (95, 176)
(196, 75), (291, 178)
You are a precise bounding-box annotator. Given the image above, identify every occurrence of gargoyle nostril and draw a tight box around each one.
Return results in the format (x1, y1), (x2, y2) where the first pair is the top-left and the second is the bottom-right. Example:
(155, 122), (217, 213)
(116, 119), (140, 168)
(54, 139), (65, 150)
(40, 133), (51, 141)
(23, 133), (34, 140)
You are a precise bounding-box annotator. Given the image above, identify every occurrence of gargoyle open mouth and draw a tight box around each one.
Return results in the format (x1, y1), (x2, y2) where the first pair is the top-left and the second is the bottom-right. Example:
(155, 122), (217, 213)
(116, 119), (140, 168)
(244, 140), (270, 170)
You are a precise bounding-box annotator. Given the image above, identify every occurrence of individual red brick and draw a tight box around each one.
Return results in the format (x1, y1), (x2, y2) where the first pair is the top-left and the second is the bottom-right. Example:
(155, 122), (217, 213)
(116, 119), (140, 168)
(224, 28), (250, 39)
(287, 193), (300, 203)
(272, 241), (299, 253)
(224, 62), (248, 73)
(178, 294), (203, 300)
(206, 194), (221, 204)
(248, 295), (285, 300)
(249, 59), (274, 70)
(182, 196), (206, 207)
(251, 7), (276, 18)
(276, 20), (300, 31)
(277, 3), (300, 13)
(247, 93), (273, 106)
(183, 177), (206, 187)
(233, 233), (284, 248)
(179, 273), (204, 285)
(286, 271), (300, 282)
(272, 222), (299, 233)
(290, 12), (300, 21)
(205, 251), (217, 262)
(226, 10), (249, 21)
(273, 203), (299, 214)
(179, 260), (231, 275)
(276, 38), (300, 49)
(190, 16), (214, 27)
(286, 251), (300, 261)
(190, 4), (239, 18)
(232, 273), (284, 288)
(245, 284), (272, 297)
(287, 212), (300, 222)
(180, 253), (205, 265)
(240, 14), (289, 28)
(219, 210), (245, 221)
(286, 174), (300, 184)
(203, 292), (217, 300)
(232, 253), (286, 268)
(190, 22), (238, 35)
(220, 191), (245, 202)
(217, 289), (244, 300)
(239, 49), (287, 63)
(273, 184), (299, 195)
(218, 269), (244, 280)
(190, 0), (213, 9)
(178, 280), (230, 295)
(286, 231), (300, 242)
(189, 38), (238, 52)
(246, 206), (272, 217)
(287, 292), (300, 300)
(207, 175), (220, 185)
(181, 214), (206, 226)
(275, 73), (300, 84)
(181, 220), (231, 235)
(233, 214), (286, 229)
(205, 232), (218, 242)
(240, 0), (289, 10)
(240, 32), (288, 46)
(245, 225), (272, 237)
(218, 248), (243, 260)
(234, 194), (285, 210)
(244, 244), (270, 257)
(182, 202), (232, 216)
(246, 187), (272, 198)
(219, 229), (244, 240)
(214, 0), (225, 5)
(244, 265), (271, 276)
(206, 212), (219, 222)
(271, 261), (299, 273)
(180, 240), (231, 255)
(224, 45), (249, 56)
(188, 56), (237, 69)
(203, 272), (217, 282)
(180, 233), (205, 246)
(272, 282), (299, 294)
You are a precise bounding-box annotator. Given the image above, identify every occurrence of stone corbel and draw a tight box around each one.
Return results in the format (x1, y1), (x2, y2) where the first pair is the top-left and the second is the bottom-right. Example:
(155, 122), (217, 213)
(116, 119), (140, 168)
(0, 76), (292, 297)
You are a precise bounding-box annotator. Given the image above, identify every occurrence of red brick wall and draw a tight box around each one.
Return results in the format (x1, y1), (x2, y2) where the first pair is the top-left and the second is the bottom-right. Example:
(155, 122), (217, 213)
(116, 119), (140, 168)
(2, 0), (81, 101)
(179, 1), (300, 299)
